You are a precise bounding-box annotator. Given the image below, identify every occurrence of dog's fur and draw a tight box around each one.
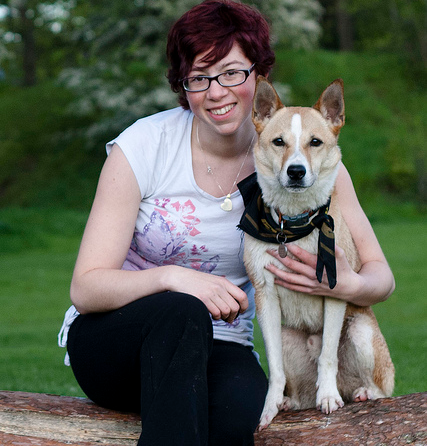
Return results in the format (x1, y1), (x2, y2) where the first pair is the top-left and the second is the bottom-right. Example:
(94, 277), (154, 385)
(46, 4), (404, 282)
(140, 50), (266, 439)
(244, 77), (395, 430)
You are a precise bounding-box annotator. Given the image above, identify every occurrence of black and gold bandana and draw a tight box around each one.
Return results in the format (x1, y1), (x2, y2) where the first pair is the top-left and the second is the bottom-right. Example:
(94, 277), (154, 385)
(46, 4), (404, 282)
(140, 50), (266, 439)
(237, 173), (337, 289)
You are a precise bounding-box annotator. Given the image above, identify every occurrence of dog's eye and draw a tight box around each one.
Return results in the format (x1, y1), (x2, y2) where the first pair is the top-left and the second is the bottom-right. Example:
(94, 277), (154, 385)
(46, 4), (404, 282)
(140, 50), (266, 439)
(272, 138), (285, 147)
(310, 138), (323, 147)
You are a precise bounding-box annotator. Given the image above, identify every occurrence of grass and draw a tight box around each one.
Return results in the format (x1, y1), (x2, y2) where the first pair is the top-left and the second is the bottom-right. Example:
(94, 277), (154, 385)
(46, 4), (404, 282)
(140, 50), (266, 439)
(0, 208), (87, 396)
(0, 206), (426, 398)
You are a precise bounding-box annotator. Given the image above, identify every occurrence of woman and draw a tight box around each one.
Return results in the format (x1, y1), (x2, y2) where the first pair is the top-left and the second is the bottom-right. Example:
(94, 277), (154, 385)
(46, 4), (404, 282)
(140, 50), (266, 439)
(59, 1), (394, 445)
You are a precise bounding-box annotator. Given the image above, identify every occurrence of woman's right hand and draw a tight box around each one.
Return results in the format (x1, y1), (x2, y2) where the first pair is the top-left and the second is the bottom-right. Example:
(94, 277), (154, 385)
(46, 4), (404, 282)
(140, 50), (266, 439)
(164, 266), (249, 323)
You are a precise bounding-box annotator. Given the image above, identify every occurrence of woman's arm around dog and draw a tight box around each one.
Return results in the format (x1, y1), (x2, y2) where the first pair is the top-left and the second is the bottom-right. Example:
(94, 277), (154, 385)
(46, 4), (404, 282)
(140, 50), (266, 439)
(265, 162), (395, 307)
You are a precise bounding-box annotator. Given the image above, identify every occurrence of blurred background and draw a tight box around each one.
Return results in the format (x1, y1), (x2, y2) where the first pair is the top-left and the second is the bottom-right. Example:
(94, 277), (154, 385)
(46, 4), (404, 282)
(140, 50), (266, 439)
(0, 0), (426, 398)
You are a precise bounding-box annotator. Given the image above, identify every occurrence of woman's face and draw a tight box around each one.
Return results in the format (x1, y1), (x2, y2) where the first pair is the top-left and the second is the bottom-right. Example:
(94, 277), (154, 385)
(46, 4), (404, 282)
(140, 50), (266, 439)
(186, 42), (257, 138)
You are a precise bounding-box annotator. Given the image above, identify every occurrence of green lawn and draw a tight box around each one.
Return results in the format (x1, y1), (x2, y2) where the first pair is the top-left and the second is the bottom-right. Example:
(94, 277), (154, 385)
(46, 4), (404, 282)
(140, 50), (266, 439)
(0, 207), (426, 398)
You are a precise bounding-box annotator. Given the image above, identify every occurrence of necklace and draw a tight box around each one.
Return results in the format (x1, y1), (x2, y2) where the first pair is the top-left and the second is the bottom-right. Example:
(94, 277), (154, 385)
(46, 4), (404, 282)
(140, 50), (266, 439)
(196, 124), (255, 212)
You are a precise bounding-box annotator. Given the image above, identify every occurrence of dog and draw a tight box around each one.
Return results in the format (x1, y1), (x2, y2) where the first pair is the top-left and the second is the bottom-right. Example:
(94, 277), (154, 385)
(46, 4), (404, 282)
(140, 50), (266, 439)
(238, 77), (395, 430)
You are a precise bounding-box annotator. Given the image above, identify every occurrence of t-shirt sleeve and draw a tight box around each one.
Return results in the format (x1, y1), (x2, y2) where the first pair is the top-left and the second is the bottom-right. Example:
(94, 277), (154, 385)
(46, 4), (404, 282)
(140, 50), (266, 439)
(106, 117), (166, 199)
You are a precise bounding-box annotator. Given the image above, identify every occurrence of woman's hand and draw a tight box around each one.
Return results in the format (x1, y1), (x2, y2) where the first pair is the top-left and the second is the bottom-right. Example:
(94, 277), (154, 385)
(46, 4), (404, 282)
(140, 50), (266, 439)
(165, 266), (249, 323)
(265, 241), (394, 307)
(265, 244), (362, 302)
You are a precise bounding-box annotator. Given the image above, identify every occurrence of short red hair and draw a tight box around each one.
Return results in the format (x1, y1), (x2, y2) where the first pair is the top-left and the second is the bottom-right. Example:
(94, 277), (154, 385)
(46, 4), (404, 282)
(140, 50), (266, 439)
(166, 0), (275, 109)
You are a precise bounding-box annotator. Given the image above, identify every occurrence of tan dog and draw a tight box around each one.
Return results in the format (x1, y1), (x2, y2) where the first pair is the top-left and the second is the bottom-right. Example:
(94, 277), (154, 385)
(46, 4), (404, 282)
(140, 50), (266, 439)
(239, 77), (394, 430)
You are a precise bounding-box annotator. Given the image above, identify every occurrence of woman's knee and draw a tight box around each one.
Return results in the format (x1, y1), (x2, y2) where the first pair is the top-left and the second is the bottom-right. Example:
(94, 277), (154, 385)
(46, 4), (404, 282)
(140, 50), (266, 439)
(156, 292), (213, 334)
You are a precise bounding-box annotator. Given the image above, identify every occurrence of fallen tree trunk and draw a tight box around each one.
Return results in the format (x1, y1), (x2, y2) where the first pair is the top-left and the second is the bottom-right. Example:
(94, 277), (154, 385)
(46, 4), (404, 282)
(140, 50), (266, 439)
(0, 391), (140, 445)
(254, 392), (427, 446)
(0, 391), (425, 445)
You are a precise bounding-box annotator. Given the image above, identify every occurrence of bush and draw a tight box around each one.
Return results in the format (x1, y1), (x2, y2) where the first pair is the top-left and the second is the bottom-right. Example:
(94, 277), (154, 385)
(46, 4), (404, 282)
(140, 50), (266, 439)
(0, 82), (104, 209)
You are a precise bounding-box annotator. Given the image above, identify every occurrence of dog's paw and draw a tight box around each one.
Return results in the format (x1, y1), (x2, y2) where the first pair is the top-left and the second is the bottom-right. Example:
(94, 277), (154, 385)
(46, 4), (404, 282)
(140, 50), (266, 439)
(257, 385), (286, 430)
(352, 387), (375, 402)
(316, 393), (344, 414)
(258, 407), (278, 431)
(280, 396), (300, 411)
(257, 401), (282, 432)
(279, 396), (293, 411)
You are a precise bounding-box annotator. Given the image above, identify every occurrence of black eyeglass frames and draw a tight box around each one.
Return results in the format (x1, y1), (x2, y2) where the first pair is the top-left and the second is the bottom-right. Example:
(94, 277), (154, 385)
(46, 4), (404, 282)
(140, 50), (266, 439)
(181, 63), (256, 92)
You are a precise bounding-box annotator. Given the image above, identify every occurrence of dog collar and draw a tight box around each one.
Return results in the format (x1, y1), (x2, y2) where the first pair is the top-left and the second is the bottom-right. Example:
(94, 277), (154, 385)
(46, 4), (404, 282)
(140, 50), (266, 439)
(276, 206), (320, 227)
(237, 173), (337, 289)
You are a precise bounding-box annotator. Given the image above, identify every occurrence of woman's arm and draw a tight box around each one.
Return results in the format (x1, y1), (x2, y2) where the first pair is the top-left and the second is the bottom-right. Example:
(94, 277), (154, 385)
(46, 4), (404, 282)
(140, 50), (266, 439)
(70, 144), (247, 321)
(265, 162), (395, 307)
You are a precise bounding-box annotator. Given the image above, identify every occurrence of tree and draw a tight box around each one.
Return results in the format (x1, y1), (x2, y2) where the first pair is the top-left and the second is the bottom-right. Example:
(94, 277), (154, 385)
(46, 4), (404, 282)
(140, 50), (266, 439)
(319, 0), (426, 69)
(0, 0), (76, 85)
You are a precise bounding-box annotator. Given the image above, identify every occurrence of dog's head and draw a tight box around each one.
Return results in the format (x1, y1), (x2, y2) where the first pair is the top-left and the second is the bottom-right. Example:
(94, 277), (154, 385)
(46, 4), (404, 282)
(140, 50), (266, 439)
(252, 77), (345, 210)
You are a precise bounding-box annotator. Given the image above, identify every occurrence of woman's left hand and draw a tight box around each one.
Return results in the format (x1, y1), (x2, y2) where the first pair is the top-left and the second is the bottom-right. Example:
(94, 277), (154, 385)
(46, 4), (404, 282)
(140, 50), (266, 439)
(265, 243), (362, 302)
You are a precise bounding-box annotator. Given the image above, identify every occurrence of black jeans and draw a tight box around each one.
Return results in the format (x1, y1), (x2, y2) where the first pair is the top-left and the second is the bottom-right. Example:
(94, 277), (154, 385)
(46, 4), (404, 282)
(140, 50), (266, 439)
(67, 292), (267, 446)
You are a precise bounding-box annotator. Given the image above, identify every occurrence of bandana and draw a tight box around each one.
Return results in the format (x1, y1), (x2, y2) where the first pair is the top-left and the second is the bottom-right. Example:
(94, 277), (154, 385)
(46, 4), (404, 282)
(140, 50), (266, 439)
(237, 173), (337, 289)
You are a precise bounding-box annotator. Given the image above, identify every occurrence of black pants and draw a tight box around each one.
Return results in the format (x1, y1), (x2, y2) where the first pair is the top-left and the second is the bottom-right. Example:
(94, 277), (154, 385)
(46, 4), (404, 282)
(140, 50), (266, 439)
(67, 292), (267, 446)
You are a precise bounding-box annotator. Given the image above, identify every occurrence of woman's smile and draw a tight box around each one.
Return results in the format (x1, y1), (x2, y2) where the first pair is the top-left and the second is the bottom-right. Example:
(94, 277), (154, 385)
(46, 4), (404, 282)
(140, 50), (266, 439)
(209, 103), (236, 116)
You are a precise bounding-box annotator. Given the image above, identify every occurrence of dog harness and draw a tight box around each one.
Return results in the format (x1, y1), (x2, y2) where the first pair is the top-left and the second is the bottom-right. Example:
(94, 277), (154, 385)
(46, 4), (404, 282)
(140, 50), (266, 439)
(237, 173), (337, 289)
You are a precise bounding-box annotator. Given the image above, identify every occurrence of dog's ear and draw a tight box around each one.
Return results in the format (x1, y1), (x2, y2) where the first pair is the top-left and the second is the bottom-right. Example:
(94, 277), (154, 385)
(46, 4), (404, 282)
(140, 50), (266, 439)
(252, 76), (284, 133)
(313, 79), (345, 135)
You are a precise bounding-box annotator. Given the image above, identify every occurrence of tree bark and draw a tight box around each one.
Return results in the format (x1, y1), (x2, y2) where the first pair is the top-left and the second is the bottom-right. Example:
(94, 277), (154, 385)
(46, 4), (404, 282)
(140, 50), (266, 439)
(254, 392), (427, 445)
(18, 2), (37, 86)
(335, 0), (354, 51)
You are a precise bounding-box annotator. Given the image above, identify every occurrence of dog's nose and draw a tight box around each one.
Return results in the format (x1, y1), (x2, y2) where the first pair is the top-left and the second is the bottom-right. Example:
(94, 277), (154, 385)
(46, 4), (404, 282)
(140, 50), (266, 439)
(287, 165), (306, 180)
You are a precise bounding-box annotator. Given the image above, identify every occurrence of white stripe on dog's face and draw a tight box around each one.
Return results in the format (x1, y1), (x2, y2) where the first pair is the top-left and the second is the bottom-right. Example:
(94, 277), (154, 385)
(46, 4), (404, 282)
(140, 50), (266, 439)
(291, 113), (302, 151)
(287, 114), (306, 165)
(279, 113), (313, 190)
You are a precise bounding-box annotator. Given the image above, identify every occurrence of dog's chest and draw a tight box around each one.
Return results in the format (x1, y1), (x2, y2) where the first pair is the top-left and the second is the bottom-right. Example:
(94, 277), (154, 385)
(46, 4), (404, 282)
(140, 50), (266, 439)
(245, 231), (325, 332)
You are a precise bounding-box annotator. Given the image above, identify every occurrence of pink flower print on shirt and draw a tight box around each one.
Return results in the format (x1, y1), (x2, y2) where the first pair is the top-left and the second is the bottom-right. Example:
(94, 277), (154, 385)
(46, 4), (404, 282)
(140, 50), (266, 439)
(154, 198), (171, 209)
(158, 199), (201, 237)
(124, 199), (219, 273)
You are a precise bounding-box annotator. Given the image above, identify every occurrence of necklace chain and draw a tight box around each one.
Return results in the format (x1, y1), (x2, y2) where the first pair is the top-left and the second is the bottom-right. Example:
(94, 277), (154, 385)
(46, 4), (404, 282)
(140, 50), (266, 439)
(196, 123), (254, 211)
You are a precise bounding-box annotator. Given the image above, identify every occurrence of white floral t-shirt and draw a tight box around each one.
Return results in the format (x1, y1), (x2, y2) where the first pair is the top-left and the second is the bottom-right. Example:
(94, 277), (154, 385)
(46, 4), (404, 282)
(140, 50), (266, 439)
(59, 107), (256, 363)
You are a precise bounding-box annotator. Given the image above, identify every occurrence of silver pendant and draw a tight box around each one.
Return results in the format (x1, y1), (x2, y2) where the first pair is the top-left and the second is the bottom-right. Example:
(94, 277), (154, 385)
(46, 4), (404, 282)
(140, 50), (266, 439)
(221, 195), (233, 212)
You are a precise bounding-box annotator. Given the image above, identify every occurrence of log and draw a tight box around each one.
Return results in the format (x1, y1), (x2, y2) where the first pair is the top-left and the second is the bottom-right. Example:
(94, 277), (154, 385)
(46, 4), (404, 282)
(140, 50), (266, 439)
(0, 391), (140, 445)
(254, 392), (427, 446)
(0, 391), (425, 445)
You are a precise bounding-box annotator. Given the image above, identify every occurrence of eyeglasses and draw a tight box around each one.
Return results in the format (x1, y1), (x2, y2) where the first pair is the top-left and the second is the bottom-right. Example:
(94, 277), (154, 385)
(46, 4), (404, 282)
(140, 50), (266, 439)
(181, 63), (256, 92)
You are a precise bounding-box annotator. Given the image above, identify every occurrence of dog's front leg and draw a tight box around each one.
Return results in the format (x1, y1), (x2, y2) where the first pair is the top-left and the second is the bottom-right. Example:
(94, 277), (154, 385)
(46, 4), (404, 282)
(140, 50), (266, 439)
(257, 289), (285, 430)
(316, 297), (346, 414)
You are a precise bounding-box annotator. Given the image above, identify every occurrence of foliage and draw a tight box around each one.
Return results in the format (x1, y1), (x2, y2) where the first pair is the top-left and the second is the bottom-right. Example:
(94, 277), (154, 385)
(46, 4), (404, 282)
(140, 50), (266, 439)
(346, 0), (426, 63)
(0, 0), (425, 401)
(0, 0), (78, 84)
(0, 81), (106, 209)
(318, 0), (426, 78)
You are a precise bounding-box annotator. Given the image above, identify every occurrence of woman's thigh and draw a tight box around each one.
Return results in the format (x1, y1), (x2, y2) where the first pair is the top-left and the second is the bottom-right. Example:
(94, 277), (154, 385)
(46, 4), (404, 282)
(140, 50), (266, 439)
(67, 292), (213, 413)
